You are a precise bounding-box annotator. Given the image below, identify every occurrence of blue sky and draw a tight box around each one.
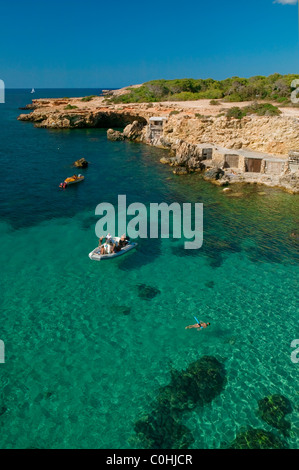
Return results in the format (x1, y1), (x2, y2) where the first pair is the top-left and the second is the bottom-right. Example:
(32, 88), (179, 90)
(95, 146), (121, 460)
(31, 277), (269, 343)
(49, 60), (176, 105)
(0, 0), (298, 88)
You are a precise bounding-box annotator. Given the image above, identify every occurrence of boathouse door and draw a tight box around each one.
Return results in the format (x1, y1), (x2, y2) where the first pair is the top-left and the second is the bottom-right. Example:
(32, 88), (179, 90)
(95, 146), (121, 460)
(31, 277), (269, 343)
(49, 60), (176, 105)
(246, 158), (262, 173)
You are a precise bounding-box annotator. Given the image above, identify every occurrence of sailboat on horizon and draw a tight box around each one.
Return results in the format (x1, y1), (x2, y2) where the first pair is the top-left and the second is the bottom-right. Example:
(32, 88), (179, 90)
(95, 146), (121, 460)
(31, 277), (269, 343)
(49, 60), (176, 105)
(31, 88), (35, 94)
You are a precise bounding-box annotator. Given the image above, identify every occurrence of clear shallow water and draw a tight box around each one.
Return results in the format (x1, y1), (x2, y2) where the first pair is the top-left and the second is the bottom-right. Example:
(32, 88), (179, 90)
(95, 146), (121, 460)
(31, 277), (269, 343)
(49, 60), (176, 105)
(0, 90), (298, 449)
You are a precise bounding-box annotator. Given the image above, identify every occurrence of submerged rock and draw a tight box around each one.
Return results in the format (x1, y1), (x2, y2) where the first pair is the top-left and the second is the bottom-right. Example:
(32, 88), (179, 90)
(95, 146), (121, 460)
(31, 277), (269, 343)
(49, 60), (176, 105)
(134, 409), (194, 449)
(173, 167), (188, 175)
(228, 427), (287, 449)
(0, 405), (7, 416)
(112, 305), (131, 316)
(160, 157), (173, 165)
(134, 355), (226, 449)
(257, 394), (292, 436)
(137, 284), (161, 300)
(157, 356), (226, 412)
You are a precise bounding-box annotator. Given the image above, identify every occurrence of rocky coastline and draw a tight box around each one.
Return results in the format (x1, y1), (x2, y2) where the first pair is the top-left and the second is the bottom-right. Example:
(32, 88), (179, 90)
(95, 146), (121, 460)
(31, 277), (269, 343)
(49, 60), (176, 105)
(18, 91), (299, 193)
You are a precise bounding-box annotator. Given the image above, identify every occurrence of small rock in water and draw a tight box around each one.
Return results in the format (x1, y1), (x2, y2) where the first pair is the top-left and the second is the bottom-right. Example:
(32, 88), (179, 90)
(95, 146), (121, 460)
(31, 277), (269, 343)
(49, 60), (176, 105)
(73, 157), (88, 168)
(107, 129), (125, 141)
(173, 167), (188, 175)
(137, 284), (161, 300)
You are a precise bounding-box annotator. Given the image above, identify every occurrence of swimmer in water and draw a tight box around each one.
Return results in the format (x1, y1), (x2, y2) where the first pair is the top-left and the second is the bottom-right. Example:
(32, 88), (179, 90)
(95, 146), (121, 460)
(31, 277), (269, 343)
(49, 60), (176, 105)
(185, 321), (211, 331)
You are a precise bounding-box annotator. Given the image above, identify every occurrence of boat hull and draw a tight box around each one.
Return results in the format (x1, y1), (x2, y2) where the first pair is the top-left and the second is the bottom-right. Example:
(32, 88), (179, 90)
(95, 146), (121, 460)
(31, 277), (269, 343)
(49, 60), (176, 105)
(89, 238), (137, 261)
(65, 176), (84, 185)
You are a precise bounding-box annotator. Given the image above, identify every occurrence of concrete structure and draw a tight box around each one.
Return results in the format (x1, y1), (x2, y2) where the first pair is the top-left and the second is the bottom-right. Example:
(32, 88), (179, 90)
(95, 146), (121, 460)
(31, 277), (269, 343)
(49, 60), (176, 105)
(149, 117), (167, 139)
(288, 150), (299, 173)
(212, 146), (288, 176)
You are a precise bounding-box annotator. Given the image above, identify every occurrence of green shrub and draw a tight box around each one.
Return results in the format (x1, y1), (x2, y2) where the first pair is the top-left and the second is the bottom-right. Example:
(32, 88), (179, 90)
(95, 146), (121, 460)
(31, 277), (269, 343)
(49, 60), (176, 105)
(169, 110), (180, 116)
(64, 104), (78, 110)
(107, 74), (299, 104)
(210, 100), (220, 105)
(226, 107), (246, 119)
(81, 95), (97, 102)
(226, 102), (281, 120)
(245, 102), (281, 116)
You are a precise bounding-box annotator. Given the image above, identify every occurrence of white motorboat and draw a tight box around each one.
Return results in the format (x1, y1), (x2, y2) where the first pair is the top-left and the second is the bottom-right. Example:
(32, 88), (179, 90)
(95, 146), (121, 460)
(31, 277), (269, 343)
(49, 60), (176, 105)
(89, 237), (137, 261)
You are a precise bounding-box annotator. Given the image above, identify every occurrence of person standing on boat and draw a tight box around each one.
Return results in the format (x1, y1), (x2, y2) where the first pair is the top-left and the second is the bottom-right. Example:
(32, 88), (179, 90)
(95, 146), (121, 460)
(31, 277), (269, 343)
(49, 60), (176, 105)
(99, 236), (106, 246)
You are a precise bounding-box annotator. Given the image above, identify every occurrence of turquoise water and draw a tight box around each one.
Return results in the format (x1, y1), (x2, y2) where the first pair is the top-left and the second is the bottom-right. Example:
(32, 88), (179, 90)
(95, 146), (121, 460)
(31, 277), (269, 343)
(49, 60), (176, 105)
(0, 90), (298, 449)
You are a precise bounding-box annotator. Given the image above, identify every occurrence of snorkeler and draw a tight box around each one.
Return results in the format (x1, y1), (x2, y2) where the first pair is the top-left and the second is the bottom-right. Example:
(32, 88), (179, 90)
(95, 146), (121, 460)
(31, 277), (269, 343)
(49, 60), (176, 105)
(185, 318), (211, 331)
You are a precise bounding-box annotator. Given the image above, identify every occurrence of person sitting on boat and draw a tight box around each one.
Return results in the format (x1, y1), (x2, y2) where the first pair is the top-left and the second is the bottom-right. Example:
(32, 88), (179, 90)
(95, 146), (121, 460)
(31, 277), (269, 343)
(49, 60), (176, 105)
(72, 174), (78, 180)
(99, 240), (112, 255)
(118, 234), (129, 249)
(185, 321), (211, 331)
(99, 244), (106, 255)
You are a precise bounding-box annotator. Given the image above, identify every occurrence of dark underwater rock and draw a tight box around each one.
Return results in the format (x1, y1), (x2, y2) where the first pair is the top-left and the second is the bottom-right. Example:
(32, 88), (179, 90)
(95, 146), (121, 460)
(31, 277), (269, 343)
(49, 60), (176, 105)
(228, 427), (287, 449)
(137, 284), (161, 300)
(112, 305), (131, 316)
(157, 356), (226, 413)
(171, 235), (241, 269)
(134, 409), (194, 449)
(133, 356), (226, 449)
(257, 394), (292, 436)
(0, 405), (7, 416)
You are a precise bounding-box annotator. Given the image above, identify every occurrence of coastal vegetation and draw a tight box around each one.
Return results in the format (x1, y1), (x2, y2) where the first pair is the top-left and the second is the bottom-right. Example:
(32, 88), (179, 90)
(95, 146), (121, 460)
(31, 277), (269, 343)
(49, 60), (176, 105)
(81, 95), (97, 102)
(226, 102), (281, 119)
(64, 104), (78, 110)
(108, 74), (299, 104)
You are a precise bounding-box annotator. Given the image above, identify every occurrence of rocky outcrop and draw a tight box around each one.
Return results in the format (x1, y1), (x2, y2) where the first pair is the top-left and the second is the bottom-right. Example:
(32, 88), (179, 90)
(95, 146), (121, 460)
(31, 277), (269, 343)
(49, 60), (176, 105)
(107, 121), (145, 142)
(123, 120), (144, 141)
(73, 158), (89, 168)
(107, 129), (125, 141)
(204, 167), (225, 181)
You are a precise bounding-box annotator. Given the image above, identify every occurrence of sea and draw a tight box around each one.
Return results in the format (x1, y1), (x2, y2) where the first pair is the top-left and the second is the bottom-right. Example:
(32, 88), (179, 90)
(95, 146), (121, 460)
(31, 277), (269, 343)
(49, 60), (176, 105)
(0, 89), (298, 449)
